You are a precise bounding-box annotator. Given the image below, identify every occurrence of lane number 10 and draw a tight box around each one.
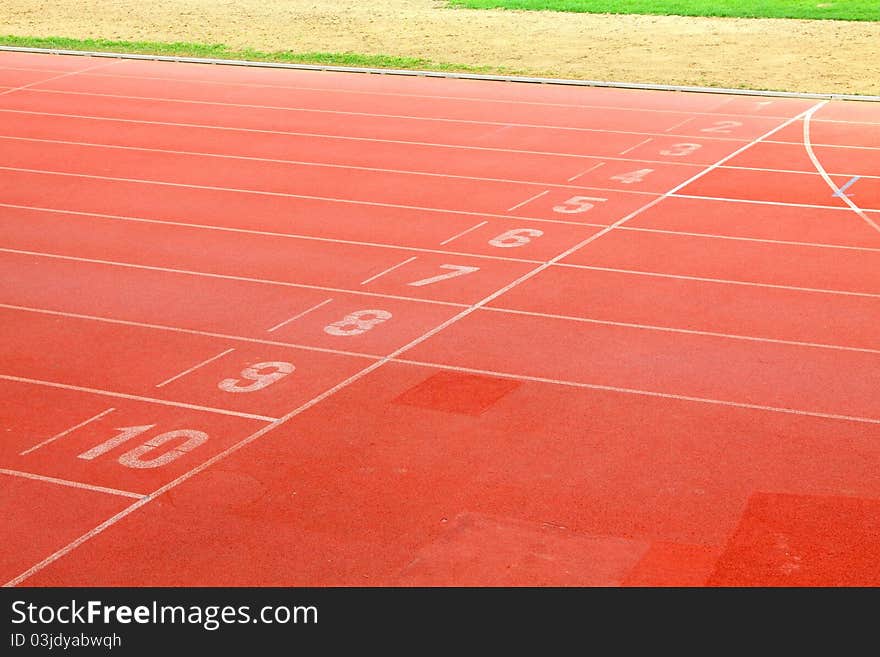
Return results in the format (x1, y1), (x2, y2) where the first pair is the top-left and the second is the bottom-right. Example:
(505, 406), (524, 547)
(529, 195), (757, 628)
(78, 425), (208, 469)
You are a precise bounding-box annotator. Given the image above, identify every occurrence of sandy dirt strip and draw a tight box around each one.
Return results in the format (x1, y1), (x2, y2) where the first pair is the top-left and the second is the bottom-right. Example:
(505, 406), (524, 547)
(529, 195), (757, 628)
(1, 0), (879, 96)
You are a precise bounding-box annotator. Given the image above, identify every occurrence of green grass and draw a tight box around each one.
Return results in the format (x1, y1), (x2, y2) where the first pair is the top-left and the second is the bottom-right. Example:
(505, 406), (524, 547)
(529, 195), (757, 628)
(0, 35), (510, 74)
(447, 0), (880, 21)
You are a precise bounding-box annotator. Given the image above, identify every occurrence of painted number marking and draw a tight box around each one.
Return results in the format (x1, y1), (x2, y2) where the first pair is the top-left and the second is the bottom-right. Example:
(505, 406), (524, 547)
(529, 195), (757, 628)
(78, 425), (208, 469)
(659, 143), (702, 157)
(408, 264), (479, 287)
(700, 120), (743, 134)
(489, 228), (544, 248)
(218, 361), (295, 393)
(552, 196), (607, 214)
(324, 309), (393, 336)
(610, 168), (654, 184)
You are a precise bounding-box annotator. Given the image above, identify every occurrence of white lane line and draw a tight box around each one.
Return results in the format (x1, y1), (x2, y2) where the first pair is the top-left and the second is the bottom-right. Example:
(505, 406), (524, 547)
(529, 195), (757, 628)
(4, 298), (879, 419)
(482, 306), (880, 355)
(670, 193), (880, 214)
(30, 66), (806, 118)
(0, 134), (683, 191)
(802, 103), (880, 234)
(0, 60), (118, 97)
(19, 128), (875, 208)
(0, 468), (144, 499)
(3, 196), (878, 265)
(618, 225), (880, 253)
(154, 348), (236, 388)
(0, 246), (464, 307)
(0, 108), (739, 165)
(9, 131), (880, 181)
(767, 138), (880, 152)
(0, 100), (836, 588)
(19, 64), (880, 126)
(5, 236), (877, 304)
(0, 374), (279, 422)
(567, 162), (605, 182)
(360, 256), (417, 286)
(32, 79), (878, 124)
(556, 263), (880, 299)
(507, 189), (550, 212)
(7, 298), (878, 374)
(7, 107), (878, 165)
(13, 88), (751, 142)
(720, 164), (880, 180)
(19, 408), (116, 456)
(266, 298), (333, 333)
(619, 138), (653, 156)
(808, 117), (880, 127)
(391, 360), (880, 426)
(0, 164), (662, 213)
(0, 303), (383, 360)
(0, 202), (545, 262)
(665, 117), (694, 132)
(439, 221), (489, 246)
(29, 81), (867, 126)
(0, 65), (78, 73)
(0, 193), (599, 231)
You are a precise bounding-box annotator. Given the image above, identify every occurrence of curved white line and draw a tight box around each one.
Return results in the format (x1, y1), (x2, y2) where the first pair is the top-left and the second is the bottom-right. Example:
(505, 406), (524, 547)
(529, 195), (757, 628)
(803, 102), (880, 234)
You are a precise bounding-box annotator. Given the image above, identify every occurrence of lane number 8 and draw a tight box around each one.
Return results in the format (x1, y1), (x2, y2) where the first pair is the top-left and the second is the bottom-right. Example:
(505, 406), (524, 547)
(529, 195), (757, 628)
(324, 309), (393, 336)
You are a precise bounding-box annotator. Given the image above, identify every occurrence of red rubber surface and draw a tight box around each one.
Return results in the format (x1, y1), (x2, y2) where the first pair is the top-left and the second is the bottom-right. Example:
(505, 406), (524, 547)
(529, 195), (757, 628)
(2, 51), (879, 587)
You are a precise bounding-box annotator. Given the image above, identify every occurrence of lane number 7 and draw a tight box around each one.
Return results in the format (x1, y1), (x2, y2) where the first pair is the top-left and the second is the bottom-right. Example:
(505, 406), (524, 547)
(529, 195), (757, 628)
(408, 264), (479, 287)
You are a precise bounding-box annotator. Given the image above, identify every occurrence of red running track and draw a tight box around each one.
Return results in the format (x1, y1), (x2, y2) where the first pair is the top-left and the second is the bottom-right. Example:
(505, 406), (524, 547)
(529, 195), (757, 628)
(2, 51), (880, 587)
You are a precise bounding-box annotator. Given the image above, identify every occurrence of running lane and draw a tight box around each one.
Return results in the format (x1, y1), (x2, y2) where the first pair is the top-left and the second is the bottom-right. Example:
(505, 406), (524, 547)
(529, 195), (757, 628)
(2, 51), (879, 587)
